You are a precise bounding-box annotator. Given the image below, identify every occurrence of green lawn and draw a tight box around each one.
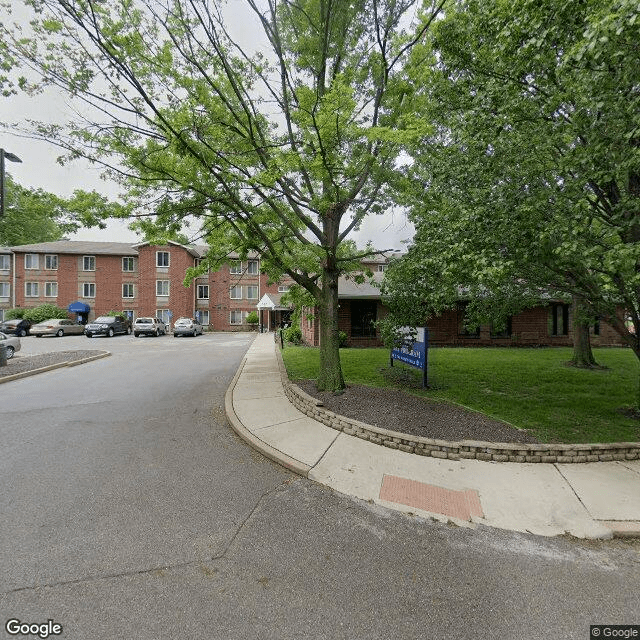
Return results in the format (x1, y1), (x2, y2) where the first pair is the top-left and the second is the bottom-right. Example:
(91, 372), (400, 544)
(281, 345), (640, 444)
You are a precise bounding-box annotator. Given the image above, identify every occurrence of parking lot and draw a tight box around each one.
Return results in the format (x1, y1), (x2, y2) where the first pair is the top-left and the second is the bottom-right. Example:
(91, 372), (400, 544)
(11, 330), (255, 358)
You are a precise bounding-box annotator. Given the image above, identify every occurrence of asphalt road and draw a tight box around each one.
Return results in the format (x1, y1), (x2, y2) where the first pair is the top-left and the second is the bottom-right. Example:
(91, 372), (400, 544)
(1, 334), (639, 640)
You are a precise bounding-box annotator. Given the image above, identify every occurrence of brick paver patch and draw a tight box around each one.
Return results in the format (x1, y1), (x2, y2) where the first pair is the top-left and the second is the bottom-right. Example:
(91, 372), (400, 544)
(379, 475), (484, 521)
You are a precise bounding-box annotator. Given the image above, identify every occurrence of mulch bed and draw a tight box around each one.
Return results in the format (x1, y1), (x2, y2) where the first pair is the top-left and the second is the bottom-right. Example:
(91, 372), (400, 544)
(294, 379), (541, 444)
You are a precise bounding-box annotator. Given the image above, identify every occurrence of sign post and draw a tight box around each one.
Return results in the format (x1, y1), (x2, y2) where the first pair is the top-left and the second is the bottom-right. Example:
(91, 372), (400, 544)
(390, 327), (429, 388)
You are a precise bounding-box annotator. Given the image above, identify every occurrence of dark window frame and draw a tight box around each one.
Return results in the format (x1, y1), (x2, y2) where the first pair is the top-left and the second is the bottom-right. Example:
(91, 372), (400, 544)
(350, 300), (377, 338)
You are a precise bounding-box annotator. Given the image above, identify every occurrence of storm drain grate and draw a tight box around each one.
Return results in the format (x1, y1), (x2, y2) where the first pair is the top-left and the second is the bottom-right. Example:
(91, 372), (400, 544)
(379, 475), (484, 521)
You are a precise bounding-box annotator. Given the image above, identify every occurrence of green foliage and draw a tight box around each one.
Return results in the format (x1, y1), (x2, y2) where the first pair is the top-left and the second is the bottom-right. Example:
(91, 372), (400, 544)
(283, 325), (303, 345)
(4, 308), (25, 320)
(22, 304), (69, 323)
(0, 174), (124, 246)
(383, 0), (640, 358)
(0, 0), (446, 391)
(282, 346), (640, 444)
(245, 311), (259, 325)
(339, 331), (348, 348)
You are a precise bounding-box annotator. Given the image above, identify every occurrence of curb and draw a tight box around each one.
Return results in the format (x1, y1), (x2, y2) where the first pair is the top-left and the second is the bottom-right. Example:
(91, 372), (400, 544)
(228, 340), (640, 539)
(224, 352), (312, 478)
(275, 347), (640, 464)
(0, 351), (110, 384)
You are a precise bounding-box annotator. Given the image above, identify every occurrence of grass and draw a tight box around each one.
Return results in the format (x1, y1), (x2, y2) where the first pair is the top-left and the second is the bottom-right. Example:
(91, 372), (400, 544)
(281, 345), (640, 444)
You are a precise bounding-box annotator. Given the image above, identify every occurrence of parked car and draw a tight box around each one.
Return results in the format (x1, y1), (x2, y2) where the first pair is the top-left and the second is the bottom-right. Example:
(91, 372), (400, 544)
(30, 318), (86, 337)
(173, 317), (203, 337)
(0, 331), (21, 358)
(133, 317), (167, 337)
(0, 318), (32, 337)
(85, 315), (132, 338)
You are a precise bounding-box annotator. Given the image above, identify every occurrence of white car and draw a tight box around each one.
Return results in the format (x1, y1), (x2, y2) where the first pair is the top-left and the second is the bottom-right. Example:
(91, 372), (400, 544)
(133, 317), (167, 337)
(0, 331), (21, 358)
(173, 317), (203, 337)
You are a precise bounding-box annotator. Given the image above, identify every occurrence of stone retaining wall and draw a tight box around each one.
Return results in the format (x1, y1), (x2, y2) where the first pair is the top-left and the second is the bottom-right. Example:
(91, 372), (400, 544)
(277, 352), (640, 463)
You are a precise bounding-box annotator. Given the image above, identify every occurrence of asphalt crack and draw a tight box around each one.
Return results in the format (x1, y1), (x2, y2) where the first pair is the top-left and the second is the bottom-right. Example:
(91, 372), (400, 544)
(0, 478), (301, 597)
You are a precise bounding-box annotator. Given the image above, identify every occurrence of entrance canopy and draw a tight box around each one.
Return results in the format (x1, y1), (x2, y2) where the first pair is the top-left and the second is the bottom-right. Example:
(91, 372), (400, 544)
(256, 293), (290, 311)
(68, 301), (91, 313)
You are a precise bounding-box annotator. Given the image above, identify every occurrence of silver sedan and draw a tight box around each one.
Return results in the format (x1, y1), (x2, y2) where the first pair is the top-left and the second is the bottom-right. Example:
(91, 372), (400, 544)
(30, 318), (86, 337)
(0, 331), (21, 358)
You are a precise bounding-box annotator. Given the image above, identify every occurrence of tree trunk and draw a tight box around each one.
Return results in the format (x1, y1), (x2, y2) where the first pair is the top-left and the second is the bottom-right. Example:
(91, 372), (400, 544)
(316, 267), (346, 392)
(569, 295), (598, 367)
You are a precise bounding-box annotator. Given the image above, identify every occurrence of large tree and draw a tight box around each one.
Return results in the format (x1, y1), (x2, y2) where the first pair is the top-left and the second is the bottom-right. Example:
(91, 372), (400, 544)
(0, 173), (115, 245)
(0, 0), (445, 391)
(381, 0), (640, 366)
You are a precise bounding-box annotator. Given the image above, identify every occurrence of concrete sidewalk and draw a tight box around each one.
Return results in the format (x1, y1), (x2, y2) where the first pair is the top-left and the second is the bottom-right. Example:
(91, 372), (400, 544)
(225, 333), (640, 539)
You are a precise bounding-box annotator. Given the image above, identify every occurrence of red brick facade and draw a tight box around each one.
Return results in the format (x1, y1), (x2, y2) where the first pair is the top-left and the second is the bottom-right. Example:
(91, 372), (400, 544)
(0, 241), (627, 346)
(299, 302), (623, 348)
(0, 241), (291, 331)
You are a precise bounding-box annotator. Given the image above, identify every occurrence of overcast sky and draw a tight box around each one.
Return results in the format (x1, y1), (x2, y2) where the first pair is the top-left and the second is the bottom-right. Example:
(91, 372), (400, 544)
(0, 1), (415, 251)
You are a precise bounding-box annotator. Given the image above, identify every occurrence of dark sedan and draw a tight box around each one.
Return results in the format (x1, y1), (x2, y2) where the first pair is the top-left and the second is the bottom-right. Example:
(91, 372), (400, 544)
(0, 318), (32, 337)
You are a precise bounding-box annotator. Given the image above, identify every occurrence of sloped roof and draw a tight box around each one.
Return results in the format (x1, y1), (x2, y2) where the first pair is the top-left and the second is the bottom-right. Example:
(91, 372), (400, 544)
(10, 240), (138, 255)
(338, 272), (384, 299)
(257, 292), (292, 310)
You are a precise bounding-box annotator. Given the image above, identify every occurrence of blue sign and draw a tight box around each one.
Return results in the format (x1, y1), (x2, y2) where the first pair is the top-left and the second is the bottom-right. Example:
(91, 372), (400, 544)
(390, 327), (429, 387)
(391, 339), (426, 369)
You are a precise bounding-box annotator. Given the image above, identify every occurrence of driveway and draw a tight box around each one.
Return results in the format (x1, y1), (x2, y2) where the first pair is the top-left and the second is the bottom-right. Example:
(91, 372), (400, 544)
(1, 333), (639, 639)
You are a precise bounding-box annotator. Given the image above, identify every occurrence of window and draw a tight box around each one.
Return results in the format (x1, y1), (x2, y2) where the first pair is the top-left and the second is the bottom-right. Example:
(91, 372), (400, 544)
(0, 282), (10, 297)
(230, 310), (243, 324)
(0, 255), (9, 270)
(551, 303), (569, 336)
(230, 285), (242, 299)
(123, 283), (135, 298)
(351, 301), (377, 338)
(490, 317), (512, 338)
(123, 310), (134, 322)
(278, 285), (290, 293)
(25, 282), (39, 297)
(199, 310), (210, 326)
(229, 261), (242, 274)
(83, 282), (96, 298)
(197, 284), (209, 299)
(45, 282), (58, 297)
(247, 260), (259, 275)
(156, 251), (170, 267)
(376, 264), (387, 272)
(156, 280), (170, 296)
(156, 309), (171, 324)
(83, 256), (96, 271)
(457, 303), (480, 337)
(122, 257), (136, 272)
(25, 254), (39, 270)
(246, 285), (258, 300)
(45, 255), (58, 270)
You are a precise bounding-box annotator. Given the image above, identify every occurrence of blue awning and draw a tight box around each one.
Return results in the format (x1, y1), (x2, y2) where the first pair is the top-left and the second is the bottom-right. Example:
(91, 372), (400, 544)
(68, 301), (90, 313)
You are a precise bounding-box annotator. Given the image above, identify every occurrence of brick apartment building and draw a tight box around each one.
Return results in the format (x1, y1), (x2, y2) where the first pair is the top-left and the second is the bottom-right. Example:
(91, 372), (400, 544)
(299, 256), (625, 348)
(0, 240), (626, 347)
(0, 240), (293, 331)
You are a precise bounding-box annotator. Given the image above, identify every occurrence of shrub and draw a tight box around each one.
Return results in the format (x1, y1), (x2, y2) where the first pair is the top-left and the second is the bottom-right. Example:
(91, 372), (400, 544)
(339, 331), (348, 347)
(284, 324), (302, 345)
(23, 304), (69, 324)
(4, 308), (26, 320)
(245, 311), (259, 324)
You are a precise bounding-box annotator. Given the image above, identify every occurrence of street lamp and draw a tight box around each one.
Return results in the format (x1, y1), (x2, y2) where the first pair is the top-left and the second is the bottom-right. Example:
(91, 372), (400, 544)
(0, 148), (23, 217)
